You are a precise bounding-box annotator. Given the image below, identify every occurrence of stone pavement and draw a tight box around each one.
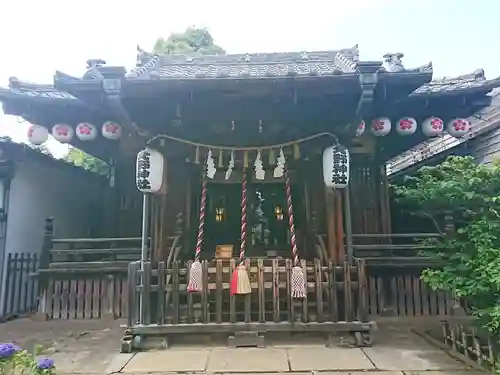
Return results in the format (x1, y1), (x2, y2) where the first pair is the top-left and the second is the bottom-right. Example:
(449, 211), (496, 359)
(0, 318), (485, 374)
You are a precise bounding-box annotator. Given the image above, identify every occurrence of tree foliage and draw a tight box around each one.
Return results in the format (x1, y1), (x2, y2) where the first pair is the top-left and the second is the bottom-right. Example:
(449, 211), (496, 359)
(64, 147), (109, 175)
(393, 156), (500, 332)
(153, 27), (225, 55)
(29, 143), (53, 157)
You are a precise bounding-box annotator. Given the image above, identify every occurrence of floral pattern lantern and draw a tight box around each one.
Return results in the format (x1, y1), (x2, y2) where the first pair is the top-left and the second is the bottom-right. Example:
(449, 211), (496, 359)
(447, 118), (471, 138)
(51, 124), (74, 143)
(75, 123), (97, 141)
(396, 117), (417, 136)
(422, 117), (444, 137)
(27, 125), (48, 145)
(322, 144), (350, 189)
(371, 117), (391, 136)
(102, 121), (122, 140)
(136, 148), (164, 193)
(355, 120), (365, 137)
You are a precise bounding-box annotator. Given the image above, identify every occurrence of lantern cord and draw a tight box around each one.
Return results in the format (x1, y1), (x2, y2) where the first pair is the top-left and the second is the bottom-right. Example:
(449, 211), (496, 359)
(146, 132), (338, 151)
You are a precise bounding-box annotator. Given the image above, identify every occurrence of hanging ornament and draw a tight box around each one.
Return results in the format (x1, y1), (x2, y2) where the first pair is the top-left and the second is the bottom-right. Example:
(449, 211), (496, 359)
(218, 149), (224, 168)
(51, 124), (73, 143)
(371, 117), (391, 136)
(396, 117), (417, 136)
(323, 144), (350, 189)
(27, 125), (48, 146)
(76, 123), (98, 141)
(254, 150), (265, 180)
(136, 148), (164, 193)
(355, 120), (366, 137)
(206, 149), (216, 179)
(258, 120), (263, 133)
(225, 151), (235, 180)
(447, 118), (471, 138)
(194, 146), (200, 164)
(293, 143), (301, 160)
(268, 149), (276, 165)
(422, 117), (444, 137)
(243, 151), (249, 169)
(274, 148), (285, 178)
(102, 121), (122, 140)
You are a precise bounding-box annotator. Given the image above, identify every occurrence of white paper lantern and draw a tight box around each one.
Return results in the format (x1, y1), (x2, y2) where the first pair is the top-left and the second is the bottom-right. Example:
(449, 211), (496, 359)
(136, 148), (164, 193)
(396, 117), (417, 136)
(447, 118), (471, 138)
(371, 117), (391, 136)
(355, 120), (366, 137)
(51, 124), (74, 143)
(322, 144), (350, 189)
(75, 123), (98, 141)
(422, 117), (444, 137)
(27, 125), (48, 145)
(102, 121), (122, 140)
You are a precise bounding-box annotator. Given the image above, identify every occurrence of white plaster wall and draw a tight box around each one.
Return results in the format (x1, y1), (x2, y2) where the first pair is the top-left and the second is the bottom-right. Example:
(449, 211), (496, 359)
(0, 159), (101, 315)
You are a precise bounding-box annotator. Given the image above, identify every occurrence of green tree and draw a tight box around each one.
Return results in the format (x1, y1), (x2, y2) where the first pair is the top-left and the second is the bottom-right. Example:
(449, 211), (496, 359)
(64, 147), (109, 176)
(30, 143), (53, 157)
(393, 156), (500, 333)
(153, 27), (225, 55)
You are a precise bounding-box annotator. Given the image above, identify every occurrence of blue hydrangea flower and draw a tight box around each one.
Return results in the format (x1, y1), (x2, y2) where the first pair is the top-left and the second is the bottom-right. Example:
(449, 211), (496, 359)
(0, 343), (21, 359)
(37, 358), (55, 370)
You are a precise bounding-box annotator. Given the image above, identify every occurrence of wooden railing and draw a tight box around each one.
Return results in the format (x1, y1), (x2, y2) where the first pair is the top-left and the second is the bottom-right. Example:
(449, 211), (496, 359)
(127, 258), (371, 327)
(350, 233), (453, 317)
(35, 217), (183, 320)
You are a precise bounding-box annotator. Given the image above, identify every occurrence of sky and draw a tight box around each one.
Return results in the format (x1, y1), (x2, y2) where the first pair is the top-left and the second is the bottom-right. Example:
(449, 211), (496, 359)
(0, 0), (498, 157)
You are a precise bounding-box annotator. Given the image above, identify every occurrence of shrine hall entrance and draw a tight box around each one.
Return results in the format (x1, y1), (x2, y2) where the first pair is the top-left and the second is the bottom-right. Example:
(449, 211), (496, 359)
(191, 180), (305, 259)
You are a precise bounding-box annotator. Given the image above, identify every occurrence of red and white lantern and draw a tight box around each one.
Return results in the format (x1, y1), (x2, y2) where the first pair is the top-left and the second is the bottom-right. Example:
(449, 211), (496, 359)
(355, 120), (366, 137)
(396, 117), (417, 136)
(27, 125), (48, 145)
(75, 123), (97, 141)
(371, 117), (391, 136)
(102, 121), (122, 140)
(447, 118), (471, 138)
(51, 124), (74, 143)
(422, 117), (444, 137)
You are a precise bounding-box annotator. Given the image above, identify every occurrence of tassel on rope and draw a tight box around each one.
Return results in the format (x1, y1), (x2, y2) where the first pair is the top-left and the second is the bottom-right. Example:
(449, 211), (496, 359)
(231, 170), (251, 295)
(285, 169), (306, 299)
(187, 179), (207, 292)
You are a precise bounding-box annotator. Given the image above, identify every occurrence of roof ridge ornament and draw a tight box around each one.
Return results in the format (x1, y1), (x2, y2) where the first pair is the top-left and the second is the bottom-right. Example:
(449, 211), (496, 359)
(381, 52), (405, 73)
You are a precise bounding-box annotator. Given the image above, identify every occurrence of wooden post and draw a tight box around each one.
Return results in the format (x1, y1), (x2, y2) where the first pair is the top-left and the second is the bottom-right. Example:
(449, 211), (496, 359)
(343, 187), (354, 264)
(325, 188), (336, 263)
(33, 217), (54, 321)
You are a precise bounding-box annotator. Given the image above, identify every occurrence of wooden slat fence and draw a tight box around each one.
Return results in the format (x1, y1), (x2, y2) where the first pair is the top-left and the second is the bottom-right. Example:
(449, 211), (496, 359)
(128, 258), (370, 326)
(39, 273), (128, 320)
(350, 232), (453, 317)
(1, 253), (40, 319)
(436, 319), (498, 371)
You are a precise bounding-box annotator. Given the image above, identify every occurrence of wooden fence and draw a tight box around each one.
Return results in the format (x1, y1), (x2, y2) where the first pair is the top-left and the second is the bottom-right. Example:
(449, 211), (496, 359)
(1, 253), (40, 320)
(38, 273), (128, 320)
(127, 258), (373, 330)
(435, 319), (498, 371)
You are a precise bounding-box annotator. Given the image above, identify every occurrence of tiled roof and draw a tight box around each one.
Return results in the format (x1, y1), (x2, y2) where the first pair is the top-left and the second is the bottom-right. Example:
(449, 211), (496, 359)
(128, 47), (362, 78)
(412, 69), (500, 96)
(0, 77), (76, 100)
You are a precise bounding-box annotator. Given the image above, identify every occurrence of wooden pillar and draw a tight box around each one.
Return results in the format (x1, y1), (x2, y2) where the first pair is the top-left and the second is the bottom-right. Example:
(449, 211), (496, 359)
(325, 188), (337, 263)
(334, 190), (345, 263)
(343, 186), (354, 263)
